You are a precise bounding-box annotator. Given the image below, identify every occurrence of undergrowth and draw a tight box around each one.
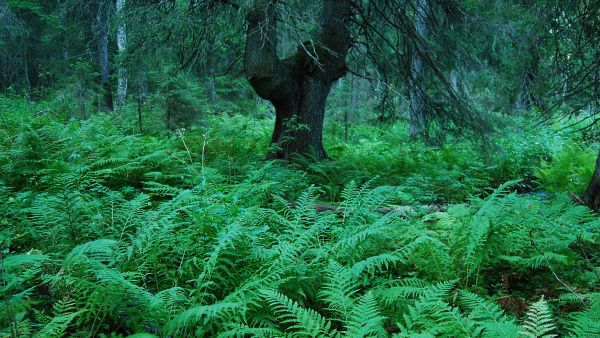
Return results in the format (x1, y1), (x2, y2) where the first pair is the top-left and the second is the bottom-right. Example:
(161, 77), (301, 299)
(1, 96), (599, 337)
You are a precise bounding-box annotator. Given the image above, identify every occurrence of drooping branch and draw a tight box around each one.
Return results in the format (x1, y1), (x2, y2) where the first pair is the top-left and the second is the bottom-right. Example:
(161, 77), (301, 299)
(351, 0), (490, 137)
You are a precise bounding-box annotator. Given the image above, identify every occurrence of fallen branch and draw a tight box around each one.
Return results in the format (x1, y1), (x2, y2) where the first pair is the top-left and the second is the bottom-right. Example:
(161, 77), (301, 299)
(288, 201), (446, 215)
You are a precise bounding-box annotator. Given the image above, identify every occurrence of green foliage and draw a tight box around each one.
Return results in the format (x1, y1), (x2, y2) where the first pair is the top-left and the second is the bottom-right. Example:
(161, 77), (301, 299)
(566, 293), (600, 337)
(535, 141), (596, 194)
(151, 68), (207, 129)
(519, 297), (557, 338)
(0, 98), (599, 337)
(58, 60), (99, 118)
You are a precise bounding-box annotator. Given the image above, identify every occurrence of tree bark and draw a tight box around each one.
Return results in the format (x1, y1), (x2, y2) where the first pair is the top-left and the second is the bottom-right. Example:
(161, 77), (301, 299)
(243, 0), (350, 160)
(584, 149), (600, 211)
(136, 72), (147, 133)
(408, 0), (430, 139)
(115, 0), (127, 109)
(94, 0), (113, 111)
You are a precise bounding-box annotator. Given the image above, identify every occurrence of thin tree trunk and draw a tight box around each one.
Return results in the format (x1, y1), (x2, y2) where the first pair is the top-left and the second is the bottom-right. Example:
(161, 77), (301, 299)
(590, 73), (598, 114)
(136, 72), (147, 133)
(62, 32), (69, 61)
(346, 74), (358, 142)
(115, 0), (127, 109)
(95, 0), (113, 111)
(23, 44), (31, 107)
(208, 74), (217, 103)
(244, 0), (350, 160)
(166, 107), (171, 130)
(408, 0), (430, 139)
(137, 97), (143, 133)
(344, 109), (349, 142)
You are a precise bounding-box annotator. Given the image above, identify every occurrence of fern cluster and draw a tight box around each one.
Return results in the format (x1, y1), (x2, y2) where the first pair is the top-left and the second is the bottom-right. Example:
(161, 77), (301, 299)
(1, 102), (600, 337)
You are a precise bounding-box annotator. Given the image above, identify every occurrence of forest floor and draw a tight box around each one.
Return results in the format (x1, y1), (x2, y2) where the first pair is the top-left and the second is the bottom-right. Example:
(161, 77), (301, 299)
(1, 96), (600, 337)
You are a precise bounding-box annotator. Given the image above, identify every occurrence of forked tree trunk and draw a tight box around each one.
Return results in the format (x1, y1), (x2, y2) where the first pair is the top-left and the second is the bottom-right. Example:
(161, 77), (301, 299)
(244, 0), (350, 160)
(584, 150), (600, 211)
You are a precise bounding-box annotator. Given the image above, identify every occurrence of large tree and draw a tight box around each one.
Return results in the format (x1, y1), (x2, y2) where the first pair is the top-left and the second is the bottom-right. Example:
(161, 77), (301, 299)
(243, 0), (351, 160)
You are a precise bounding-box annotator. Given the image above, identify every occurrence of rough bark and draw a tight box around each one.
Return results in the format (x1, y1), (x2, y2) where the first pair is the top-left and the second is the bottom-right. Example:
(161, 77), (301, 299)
(584, 149), (600, 211)
(243, 0), (351, 160)
(408, 0), (430, 139)
(94, 0), (113, 111)
(115, 0), (127, 109)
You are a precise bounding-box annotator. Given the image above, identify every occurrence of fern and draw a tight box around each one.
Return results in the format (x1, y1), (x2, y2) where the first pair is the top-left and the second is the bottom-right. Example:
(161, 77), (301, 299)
(567, 293), (600, 337)
(318, 261), (359, 322)
(217, 322), (283, 338)
(519, 297), (557, 338)
(2, 103), (600, 337)
(165, 301), (244, 336)
(344, 293), (386, 337)
(260, 289), (334, 337)
(463, 180), (521, 279)
(33, 297), (80, 338)
(459, 291), (520, 337)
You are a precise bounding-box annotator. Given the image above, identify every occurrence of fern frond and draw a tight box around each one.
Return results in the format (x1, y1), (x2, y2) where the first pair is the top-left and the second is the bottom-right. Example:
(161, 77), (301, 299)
(217, 322), (283, 338)
(318, 261), (359, 322)
(261, 289), (334, 337)
(519, 297), (557, 338)
(64, 239), (121, 266)
(33, 297), (81, 338)
(344, 293), (386, 337)
(166, 301), (244, 335)
(567, 293), (600, 337)
(459, 291), (520, 337)
(349, 253), (401, 277)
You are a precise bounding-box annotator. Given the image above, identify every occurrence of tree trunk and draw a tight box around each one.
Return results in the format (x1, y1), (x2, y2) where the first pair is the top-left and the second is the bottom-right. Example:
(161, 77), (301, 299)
(585, 150), (600, 211)
(346, 74), (358, 142)
(115, 0), (127, 109)
(137, 97), (143, 133)
(23, 44), (31, 107)
(408, 0), (430, 139)
(208, 74), (217, 103)
(268, 78), (332, 159)
(136, 72), (147, 133)
(94, 0), (113, 111)
(243, 0), (350, 160)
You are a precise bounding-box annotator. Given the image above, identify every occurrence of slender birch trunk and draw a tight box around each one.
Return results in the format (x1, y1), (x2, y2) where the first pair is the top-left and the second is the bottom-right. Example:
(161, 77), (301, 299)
(115, 0), (127, 108)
